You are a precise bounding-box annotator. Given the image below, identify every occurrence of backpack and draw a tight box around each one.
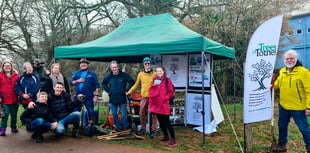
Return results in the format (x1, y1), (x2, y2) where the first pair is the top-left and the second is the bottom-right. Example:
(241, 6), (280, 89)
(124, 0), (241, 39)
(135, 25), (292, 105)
(165, 78), (175, 105)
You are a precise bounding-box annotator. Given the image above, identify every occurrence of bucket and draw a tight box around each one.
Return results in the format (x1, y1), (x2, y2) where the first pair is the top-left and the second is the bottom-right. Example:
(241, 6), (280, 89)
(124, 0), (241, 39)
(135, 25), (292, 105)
(108, 114), (121, 127)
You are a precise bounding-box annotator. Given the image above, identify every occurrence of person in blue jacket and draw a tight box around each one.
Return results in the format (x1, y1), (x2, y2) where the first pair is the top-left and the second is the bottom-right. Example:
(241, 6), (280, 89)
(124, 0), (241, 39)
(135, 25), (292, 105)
(70, 58), (100, 125)
(15, 62), (40, 109)
(102, 60), (134, 131)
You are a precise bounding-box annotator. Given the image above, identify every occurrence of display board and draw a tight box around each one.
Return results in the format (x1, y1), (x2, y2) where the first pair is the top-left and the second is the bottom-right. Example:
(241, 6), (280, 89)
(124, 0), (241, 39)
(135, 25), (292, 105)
(162, 54), (187, 87)
(185, 92), (211, 125)
(188, 54), (211, 88)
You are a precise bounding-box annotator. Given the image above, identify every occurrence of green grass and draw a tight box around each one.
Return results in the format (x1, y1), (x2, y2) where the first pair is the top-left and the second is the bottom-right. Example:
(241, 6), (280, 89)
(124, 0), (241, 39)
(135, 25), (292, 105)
(13, 103), (307, 153)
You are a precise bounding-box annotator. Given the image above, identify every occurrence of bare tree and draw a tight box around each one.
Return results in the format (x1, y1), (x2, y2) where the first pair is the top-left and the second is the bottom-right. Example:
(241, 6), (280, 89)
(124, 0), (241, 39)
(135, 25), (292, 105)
(181, 0), (307, 99)
(0, 0), (307, 97)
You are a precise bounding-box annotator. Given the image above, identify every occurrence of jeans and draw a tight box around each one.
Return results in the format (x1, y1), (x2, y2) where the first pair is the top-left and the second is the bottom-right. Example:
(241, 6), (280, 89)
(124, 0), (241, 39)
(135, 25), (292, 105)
(29, 118), (52, 133)
(55, 111), (80, 134)
(278, 105), (310, 147)
(110, 103), (128, 129)
(74, 96), (95, 116)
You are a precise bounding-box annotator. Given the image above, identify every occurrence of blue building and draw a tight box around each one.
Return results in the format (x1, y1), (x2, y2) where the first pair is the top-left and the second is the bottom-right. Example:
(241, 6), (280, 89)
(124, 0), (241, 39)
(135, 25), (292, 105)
(275, 12), (310, 69)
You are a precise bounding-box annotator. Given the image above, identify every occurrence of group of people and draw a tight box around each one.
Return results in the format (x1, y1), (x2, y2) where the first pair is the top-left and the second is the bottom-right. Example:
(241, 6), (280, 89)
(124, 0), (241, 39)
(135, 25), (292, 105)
(3, 48), (310, 150)
(102, 58), (176, 147)
(0, 59), (88, 142)
(0, 57), (177, 147)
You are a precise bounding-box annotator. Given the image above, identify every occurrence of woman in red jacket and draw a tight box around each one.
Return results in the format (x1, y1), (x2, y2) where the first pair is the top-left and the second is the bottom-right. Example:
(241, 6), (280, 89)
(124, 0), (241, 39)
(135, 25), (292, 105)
(0, 61), (19, 136)
(149, 66), (176, 147)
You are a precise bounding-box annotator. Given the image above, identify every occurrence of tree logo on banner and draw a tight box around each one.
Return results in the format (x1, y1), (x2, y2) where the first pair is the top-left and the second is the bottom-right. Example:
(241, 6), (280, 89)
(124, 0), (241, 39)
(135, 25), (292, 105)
(248, 59), (273, 91)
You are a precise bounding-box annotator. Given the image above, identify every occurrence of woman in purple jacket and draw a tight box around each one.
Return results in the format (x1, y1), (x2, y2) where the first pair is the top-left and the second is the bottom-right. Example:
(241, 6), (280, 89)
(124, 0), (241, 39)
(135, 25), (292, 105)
(149, 66), (176, 147)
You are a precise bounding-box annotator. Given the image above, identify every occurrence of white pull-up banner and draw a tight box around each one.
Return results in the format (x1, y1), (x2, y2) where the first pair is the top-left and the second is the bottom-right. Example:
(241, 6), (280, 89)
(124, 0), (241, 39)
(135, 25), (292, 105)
(243, 15), (283, 123)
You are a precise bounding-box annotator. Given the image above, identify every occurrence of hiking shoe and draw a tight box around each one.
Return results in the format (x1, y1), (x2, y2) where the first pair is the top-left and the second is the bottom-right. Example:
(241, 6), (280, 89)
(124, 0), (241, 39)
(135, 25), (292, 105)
(113, 124), (121, 132)
(31, 133), (38, 140)
(122, 126), (131, 131)
(35, 134), (44, 143)
(272, 141), (287, 152)
(159, 136), (169, 143)
(273, 145), (287, 152)
(72, 129), (82, 139)
(150, 131), (156, 138)
(26, 125), (32, 131)
(137, 129), (145, 136)
(168, 138), (177, 147)
(11, 128), (19, 133)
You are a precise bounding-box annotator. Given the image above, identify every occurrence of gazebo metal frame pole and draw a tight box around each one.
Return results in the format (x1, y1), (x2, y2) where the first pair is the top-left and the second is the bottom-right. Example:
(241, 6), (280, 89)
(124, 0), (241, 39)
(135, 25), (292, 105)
(201, 51), (205, 145)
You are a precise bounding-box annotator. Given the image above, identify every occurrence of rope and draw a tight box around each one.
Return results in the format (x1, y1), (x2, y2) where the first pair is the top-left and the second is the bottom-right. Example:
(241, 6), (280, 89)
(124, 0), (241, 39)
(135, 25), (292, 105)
(212, 74), (244, 153)
(205, 54), (244, 153)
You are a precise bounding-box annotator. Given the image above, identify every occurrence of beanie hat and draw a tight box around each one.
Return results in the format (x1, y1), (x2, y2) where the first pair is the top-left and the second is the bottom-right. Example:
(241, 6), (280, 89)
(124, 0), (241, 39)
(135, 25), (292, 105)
(142, 57), (151, 63)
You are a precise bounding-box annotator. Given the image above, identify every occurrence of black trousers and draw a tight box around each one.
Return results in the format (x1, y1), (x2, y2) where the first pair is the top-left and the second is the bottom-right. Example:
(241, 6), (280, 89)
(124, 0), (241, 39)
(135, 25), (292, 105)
(155, 113), (175, 138)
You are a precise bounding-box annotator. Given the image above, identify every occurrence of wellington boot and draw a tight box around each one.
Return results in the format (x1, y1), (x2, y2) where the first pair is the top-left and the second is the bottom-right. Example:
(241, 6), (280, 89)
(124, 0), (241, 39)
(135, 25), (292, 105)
(0, 128), (6, 136)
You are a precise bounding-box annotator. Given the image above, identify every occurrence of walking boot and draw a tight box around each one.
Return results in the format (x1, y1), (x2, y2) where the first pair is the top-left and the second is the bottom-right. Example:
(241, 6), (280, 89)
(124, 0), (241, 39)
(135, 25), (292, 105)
(306, 146), (310, 153)
(273, 140), (287, 152)
(168, 138), (177, 147)
(72, 128), (82, 139)
(35, 133), (44, 143)
(150, 131), (156, 138)
(11, 128), (19, 133)
(31, 132), (38, 140)
(89, 115), (96, 125)
(0, 128), (6, 136)
(137, 129), (145, 136)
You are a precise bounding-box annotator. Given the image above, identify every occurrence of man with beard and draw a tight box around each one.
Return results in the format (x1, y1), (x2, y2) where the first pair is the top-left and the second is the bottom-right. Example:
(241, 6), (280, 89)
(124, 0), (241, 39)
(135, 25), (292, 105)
(272, 49), (310, 153)
(70, 58), (100, 126)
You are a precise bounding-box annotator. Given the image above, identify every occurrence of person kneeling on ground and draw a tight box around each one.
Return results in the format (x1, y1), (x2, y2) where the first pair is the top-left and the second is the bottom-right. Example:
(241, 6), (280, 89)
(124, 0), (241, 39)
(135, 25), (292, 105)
(21, 92), (58, 143)
(28, 82), (82, 139)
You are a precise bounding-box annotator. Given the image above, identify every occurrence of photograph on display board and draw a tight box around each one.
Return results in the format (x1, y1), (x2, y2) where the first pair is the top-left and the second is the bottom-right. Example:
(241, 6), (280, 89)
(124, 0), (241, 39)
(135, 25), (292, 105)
(162, 54), (187, 87)
(188, 54), (211, 88)
(185, 92), (211, 125)
(150, 54), (162, 69)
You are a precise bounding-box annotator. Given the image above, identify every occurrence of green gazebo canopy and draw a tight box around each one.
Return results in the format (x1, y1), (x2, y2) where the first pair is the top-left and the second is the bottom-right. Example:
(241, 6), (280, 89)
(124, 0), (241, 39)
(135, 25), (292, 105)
(54, 13), (235, 63)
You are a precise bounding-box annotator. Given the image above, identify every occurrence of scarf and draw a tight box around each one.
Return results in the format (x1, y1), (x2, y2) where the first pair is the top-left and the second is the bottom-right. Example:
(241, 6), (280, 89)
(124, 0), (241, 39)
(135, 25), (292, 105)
(49, 73), (66, 92)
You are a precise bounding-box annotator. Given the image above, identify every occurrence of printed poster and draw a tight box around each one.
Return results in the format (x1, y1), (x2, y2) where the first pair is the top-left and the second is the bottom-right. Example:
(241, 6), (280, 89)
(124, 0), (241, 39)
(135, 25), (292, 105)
(185, 93), (211, 125)
(162, 55), (187, 87)
(188, 54), (211, 88)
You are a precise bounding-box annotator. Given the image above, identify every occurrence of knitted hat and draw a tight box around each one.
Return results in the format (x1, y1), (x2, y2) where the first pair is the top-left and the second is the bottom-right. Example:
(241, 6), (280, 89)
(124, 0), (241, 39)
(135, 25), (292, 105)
(142, 57), (151, 63)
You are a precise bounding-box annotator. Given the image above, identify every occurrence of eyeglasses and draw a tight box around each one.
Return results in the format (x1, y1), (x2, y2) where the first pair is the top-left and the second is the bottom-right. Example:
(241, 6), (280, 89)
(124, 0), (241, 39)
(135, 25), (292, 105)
(144, 63), (150, 65)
